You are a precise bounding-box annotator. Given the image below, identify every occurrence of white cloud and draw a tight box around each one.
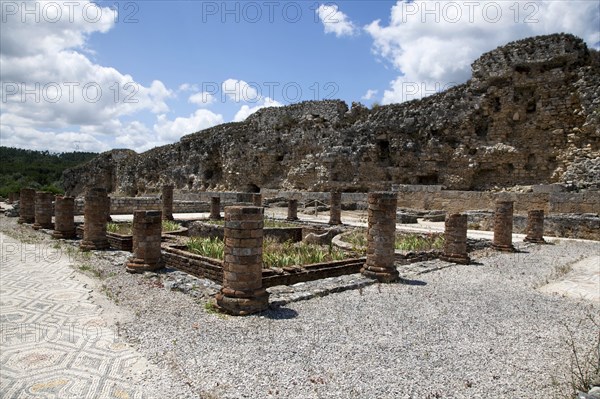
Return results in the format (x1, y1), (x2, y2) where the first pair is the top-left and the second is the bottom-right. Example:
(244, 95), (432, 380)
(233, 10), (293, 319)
(154, 109), (224, 143)
(0, 0), (174, 152)
(316, 4), (357, 37)
(178, 83), (198, 92)
(365, 0), (600, 104)
(233, 97), (282, 122)
(188, 91), (215, 106)
(362, 89), (378, 100)
(221, 79), (260, 103)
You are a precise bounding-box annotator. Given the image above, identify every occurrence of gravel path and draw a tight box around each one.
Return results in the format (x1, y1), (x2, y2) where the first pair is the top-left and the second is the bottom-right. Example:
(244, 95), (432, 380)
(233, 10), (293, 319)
(1, 217), (599, 398)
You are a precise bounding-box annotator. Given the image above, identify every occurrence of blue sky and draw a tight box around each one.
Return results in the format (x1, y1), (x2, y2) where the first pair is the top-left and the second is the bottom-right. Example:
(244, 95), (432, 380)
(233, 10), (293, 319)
(1, 0), (599, 153)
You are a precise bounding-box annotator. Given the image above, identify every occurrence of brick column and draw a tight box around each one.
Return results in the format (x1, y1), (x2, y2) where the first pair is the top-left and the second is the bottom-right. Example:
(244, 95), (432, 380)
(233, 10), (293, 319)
(287, 199), (298, 221)
(210, 196), (221, 220)
(216, 206), (269, 315)
(7, 192), (16, 204)
(162, 185), (174, 220)
(126, 210), (163, 273)
(440, 214), (470, 264)
(329, 191), (342, 225)
(33, 191), (54, 230)
(492, 201), (515, 252)
(53, 196), (76, 239)
(252, 194), (262, 207)
(524, 210), (546, 244)
(361, 192), (399, 283)
(18, 188), (36, 224)
(80, 188), (110, 251)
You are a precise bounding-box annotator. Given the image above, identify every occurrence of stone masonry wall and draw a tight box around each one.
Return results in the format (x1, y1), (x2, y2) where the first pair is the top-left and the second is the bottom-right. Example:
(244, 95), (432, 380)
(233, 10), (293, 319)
(62, 34), (600, 197)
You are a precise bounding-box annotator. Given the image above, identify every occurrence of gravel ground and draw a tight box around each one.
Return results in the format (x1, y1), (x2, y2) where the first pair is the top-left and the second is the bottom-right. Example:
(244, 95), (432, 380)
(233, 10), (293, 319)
(2, 217), (599, 399)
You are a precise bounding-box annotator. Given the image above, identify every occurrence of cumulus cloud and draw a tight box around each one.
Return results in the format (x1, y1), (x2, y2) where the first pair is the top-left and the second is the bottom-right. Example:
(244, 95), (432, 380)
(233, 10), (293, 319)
(0, 0), (175, 152)
(233, 97), (282, 122)
(221, 79), (260, 103)
(365, 0), (600, 104)
(362, 89), (378, 101)
(316, 4), (357, 37)
(154, 109), (224, 143)
(188, 91), (215, 106)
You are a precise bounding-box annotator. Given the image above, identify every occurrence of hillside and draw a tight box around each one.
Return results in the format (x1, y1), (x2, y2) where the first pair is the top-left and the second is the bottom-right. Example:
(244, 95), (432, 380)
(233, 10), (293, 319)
(62, 34), (600, 196)
(0, 147), (97, 197)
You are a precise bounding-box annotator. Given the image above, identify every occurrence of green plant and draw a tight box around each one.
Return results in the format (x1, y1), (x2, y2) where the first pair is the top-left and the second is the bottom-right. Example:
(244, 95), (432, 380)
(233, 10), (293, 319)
(162, 220), (181, 232)
(185, 236), (349, 268)
(187, 237), (225, 259)
(555, 313), (600, 397)
(341, 230), (444, 252)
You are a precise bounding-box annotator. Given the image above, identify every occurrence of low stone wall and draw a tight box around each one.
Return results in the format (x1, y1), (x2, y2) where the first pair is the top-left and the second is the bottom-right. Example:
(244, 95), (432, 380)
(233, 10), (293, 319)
(75, 197), (210, 215)
(466, 212), (600, 240)
(262, 187), (599, 215)
(163, 245), (224, 283)
(107, 232), (133, 251)
(162, 244), (366, 287)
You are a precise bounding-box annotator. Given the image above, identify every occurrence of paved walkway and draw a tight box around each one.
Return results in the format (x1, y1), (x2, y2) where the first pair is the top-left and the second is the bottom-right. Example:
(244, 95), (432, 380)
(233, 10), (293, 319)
(0, 231), (150, 399)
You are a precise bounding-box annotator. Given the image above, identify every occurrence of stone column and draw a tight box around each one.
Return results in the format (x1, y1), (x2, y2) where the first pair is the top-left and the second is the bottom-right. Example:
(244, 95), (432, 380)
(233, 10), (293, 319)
(210, 196), (221, 220)
(361, 192), (399, 283)
(53, 196), (76, 239)
(524, 209), (546, 244)
(216, 206), (269, 315)
(440, 214), (470, 264)
(162, 185), (174, 220)
(252, 194), (262, 207)
(126, 210), (163, 273)
(80, 188), (110, 251)
(287, 199), (298, 221)
(18, 188), (36, 224)
(7, 192), (16, 204)
(33, 191), (54, 230)
(329, 191), (342, 225)
(492, 201), (515, 251)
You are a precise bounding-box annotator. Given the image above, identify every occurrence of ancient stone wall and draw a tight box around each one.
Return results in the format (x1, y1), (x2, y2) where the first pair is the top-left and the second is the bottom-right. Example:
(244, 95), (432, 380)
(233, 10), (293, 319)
(62, 34), (600, 197)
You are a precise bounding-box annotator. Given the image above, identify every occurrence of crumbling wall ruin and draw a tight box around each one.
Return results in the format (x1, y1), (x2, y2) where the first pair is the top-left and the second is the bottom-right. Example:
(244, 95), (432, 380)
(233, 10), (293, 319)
(62, 34), (600, 197)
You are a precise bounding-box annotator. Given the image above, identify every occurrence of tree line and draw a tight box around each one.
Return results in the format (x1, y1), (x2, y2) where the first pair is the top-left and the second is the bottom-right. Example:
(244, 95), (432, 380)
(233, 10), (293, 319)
(0, 146), (98, 197)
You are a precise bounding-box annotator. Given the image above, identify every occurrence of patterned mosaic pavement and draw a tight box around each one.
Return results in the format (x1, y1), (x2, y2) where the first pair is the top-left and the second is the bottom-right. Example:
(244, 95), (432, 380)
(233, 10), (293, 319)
(0, 232), (149, 399)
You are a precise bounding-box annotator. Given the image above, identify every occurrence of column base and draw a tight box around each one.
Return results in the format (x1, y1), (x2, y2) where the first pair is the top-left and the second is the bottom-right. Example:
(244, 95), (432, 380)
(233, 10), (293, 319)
(216, 288), (269, 315)
(328, 220), (342, 225)
(33, 223), (53, 230)
(18, 217), (34, 224)
(209, 215), (222, 220)
(286, 217), (298, 221)
(440, 253), (471, 264)
(361, 266), (399, 283)
(125, 257), (163, 273)
(491, 243), (515, 252)
(52, 230), (76, 239)
(162, 215), (174, 221)
(524, 237), (546, 244)
(80, 239), (110, 251)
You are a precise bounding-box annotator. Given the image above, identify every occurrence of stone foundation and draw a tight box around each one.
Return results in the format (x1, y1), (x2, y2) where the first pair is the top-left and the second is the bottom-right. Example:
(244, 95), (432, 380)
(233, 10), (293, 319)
(492, 201), (515, 252)
(329, 191), (342, 225)
(18, 188), (36, 224)
(33, 191), (54, 230)
(287, 199), (298, 221)
(162, 185), (174, 220)
(524, 210), (546, 243)
(361, 192), (399, 283)
(126, 210), (163, 273)
(53, 196), (76, 239)
(210, 196), (221, 220)
(216, 206), (269, 315)
(440, 214), (470, 264)
(80, 188), (110, 251)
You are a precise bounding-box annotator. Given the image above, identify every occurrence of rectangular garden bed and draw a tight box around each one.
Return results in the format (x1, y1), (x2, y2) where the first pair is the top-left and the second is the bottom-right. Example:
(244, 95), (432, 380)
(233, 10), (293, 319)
(162, 244), (366, 287)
